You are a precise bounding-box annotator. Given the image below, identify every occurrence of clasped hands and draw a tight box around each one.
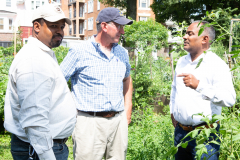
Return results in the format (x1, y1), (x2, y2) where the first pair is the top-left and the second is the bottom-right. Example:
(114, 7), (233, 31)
(177, 73), (199, 90)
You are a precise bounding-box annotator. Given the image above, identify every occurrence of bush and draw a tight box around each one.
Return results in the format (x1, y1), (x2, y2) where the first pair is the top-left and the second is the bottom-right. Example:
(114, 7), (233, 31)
(127, 108), (174, 160)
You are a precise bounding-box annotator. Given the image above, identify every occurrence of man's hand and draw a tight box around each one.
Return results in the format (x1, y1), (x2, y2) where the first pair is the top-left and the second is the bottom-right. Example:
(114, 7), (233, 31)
(177, 73), (199, 89)
(171, 114), (178, 128)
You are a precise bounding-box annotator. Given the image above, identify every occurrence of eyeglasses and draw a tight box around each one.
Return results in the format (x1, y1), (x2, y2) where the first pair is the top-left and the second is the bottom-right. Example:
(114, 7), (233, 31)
(107, 22), (125, 30)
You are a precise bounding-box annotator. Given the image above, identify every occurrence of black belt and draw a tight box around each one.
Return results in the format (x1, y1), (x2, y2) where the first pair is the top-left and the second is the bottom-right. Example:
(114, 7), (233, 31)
(80, 110), (120, 118)
(179, 121), (220, 131)
(53, 138), (68, 144)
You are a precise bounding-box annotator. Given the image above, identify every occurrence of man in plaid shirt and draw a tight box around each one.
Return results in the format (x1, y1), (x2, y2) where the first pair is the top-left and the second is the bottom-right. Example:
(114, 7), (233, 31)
(60, 7), (133, 160)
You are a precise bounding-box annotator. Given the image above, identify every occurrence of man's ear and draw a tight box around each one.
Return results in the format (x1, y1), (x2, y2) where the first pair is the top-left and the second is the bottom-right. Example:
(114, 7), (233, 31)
(33, 21), (41, 35)
(101, 22), (108, 32)
(202, 35), (209, 44)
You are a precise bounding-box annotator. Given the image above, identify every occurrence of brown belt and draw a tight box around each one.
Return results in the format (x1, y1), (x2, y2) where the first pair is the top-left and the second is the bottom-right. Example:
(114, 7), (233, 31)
(53, 138), (68, 144)
(179, 121), (220, 132)
(81, 111), (120, 118)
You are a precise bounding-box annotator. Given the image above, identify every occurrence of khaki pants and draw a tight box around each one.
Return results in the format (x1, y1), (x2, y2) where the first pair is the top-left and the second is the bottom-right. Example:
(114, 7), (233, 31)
(72, 110), (128, 160)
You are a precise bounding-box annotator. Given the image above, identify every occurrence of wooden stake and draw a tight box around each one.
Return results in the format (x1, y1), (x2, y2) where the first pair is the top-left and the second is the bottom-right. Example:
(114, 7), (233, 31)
(14, 26), (16, 57)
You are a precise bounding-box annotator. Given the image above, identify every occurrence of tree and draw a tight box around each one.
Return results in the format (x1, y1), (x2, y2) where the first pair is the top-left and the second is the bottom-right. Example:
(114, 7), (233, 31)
(151, 0), (240, 23)
(99, 0), (136, 20)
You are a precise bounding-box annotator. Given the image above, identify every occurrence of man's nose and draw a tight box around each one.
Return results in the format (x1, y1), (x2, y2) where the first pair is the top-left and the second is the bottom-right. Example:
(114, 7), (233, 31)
(120, 27), (124, 34)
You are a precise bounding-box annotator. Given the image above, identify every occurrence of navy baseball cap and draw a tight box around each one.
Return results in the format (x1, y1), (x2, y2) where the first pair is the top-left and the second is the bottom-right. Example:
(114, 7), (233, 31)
(96, 7), (133, 25)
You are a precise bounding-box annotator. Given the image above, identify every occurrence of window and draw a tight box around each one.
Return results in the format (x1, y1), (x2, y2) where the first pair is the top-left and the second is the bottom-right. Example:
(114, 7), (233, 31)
(0, 19), (4, 30)
(9, 19), (13, 30)
(79, 22), (83, 34)
(88, 17), (93, 30)
(84, 20), (86, 30)
(139, 16), (148, 21)
(69, 8), (72, 18)
(42, 1), (44, 6)
(97, 0), (100, 10)
(79, 5), (83, 17)
(31, 1), (35, 10)
(0, 41), (12, 47)
(85, 3), (87, 13)
(69, 25), (72, 35)
(139, 0), (149, 8)
(36, 1), (40, 9)
(6, 0), (11, 7)
(88, 0), (93, 13)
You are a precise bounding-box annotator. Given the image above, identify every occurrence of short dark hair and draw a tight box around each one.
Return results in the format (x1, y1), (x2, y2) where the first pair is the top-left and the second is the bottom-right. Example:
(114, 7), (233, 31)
(33, 18), (44, 26)
(193, 20), (215, 44)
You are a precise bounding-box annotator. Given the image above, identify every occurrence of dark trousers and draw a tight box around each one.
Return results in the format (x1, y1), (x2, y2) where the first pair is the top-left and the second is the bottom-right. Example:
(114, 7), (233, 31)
(10, 134), (69, 160)
(174, 123), (220, 160)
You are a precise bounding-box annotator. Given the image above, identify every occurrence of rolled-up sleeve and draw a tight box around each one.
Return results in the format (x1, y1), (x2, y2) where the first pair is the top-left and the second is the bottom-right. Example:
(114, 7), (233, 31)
(17, 71), (56, 160)
(60, 46), (79, 82)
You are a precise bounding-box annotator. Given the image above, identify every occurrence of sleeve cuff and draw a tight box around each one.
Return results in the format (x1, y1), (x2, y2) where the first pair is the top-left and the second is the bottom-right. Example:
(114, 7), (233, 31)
(196, 80), (215, 100)
(38, 148), (56, 160)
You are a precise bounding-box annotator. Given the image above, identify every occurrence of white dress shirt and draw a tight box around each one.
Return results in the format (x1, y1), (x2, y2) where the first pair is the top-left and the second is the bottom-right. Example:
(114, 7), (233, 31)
(4, 37), (76, 160)
(170, 50), (236, 126)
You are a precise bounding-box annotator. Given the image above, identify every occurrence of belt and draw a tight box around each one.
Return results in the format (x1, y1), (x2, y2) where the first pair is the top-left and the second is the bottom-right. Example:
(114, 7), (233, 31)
(53, 138), (68, 144)
(179, 121), (220, 132)
(81, 111), (120, 118)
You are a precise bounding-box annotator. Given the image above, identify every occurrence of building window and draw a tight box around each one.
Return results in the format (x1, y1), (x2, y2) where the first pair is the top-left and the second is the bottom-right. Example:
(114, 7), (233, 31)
(97, 0), (100, 10)
(31, 1), (35, 10)
(0, 41), (12, 48)
(79, 22), (83, 34)
(36, 1), (40, 9)
(85, 3), (87, 13)
(69, 8), (72, 19)
(139, 16), (148, 21)
(88, 0), (93, 13)
(84, 20), (86, 30)
(9, 19), (13, 30)
(79, 5), (83, 17)
(139, 0), (149, 8)
(42, 1), (44, 6)
(69, 25), (72, 35)
(6, 0), (11, 7)
(53, 0), (61, 3)
(88, 17), (93, 30)
(0, 19), (4, 30)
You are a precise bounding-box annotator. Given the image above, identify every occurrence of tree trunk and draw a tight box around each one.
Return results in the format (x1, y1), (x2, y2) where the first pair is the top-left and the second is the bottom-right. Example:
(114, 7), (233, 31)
(126, 0), (136, 20)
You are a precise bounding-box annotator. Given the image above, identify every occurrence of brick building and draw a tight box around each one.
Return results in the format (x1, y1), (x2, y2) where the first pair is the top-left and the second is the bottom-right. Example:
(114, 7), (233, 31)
(64, 0), (156, 40)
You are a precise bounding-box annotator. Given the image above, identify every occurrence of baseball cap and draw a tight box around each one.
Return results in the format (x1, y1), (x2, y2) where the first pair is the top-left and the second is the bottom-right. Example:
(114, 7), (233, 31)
(32, 4), (71, 25)
(96, 7), (133, 25)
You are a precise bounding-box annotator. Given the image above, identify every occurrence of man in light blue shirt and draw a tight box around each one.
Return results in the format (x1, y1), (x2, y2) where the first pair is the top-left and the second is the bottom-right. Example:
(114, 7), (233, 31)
(60, 7), (133, 160)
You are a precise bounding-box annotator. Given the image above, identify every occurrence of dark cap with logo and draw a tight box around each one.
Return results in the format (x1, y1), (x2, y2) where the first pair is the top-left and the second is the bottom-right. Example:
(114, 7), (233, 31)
(96, 7), (133, 25)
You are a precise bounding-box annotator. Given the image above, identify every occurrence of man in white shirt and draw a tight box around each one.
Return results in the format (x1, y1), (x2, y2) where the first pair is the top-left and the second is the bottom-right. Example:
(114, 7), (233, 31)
(4, 4), (76, 160)
(170, 21), (236, 160)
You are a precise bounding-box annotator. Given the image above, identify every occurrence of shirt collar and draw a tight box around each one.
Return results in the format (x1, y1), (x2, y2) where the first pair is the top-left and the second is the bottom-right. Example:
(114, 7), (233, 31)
(28, 37), (54, 57)
(185, 51), (205, 64)
(90, 35), (118, 48)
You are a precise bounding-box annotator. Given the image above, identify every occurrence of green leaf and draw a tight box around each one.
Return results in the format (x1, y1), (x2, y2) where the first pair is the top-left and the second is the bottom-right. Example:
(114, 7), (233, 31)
(210, 140), (220, 145)
(162, 146), (178, 158)
(232, 54), (239, 58)
(204, 128), (211, 138)
(232, 45), (240, 48)
(198, 28), (204, 36)
(181, 142), (188, 148)
(233, 134), (240, 141)
(191, 129), (199, 138)
(230, 50), (240, 54)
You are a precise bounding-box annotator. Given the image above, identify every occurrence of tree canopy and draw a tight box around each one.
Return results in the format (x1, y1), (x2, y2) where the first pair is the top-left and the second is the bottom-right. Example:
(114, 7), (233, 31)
(151, 0), (240, 23)
(99, 0), (136, 20)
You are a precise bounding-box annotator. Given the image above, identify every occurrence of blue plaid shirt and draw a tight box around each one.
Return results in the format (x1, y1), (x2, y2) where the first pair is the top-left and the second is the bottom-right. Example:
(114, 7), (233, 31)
(60, 37), (131, 112)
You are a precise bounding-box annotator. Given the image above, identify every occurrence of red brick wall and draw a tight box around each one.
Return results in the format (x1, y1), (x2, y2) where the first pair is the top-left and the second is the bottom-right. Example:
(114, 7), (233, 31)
(0, 33), (14, 41)
(20, 26), (33, 39)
